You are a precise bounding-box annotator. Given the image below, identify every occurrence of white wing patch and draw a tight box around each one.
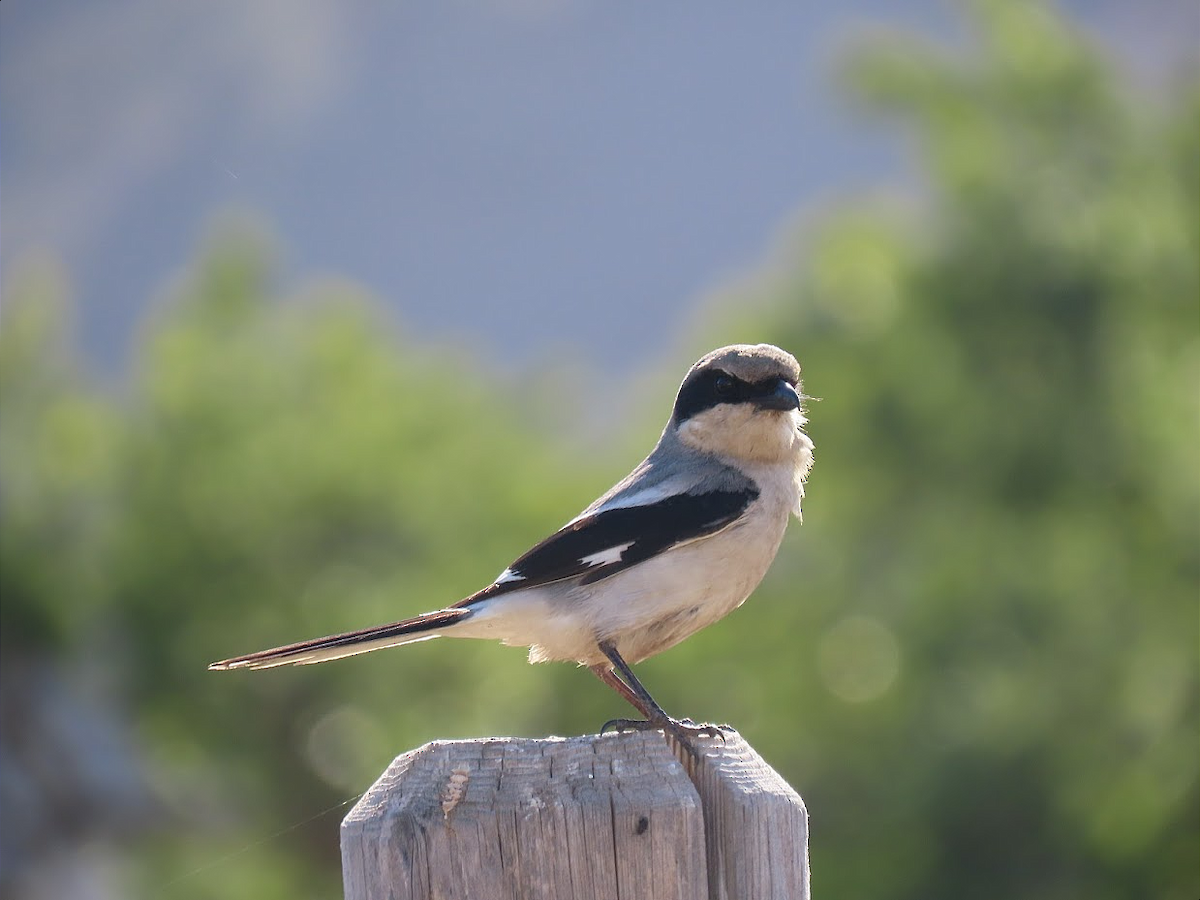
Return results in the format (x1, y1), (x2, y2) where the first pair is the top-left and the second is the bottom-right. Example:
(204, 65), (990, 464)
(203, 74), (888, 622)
(495, 567), (525, 585)
(579, 541), (634, 569)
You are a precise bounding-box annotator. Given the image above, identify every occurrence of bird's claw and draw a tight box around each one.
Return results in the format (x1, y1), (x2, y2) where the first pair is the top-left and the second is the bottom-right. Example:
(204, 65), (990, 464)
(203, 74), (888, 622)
(600, 716), (728, 754)
(676, 718), (733, 738)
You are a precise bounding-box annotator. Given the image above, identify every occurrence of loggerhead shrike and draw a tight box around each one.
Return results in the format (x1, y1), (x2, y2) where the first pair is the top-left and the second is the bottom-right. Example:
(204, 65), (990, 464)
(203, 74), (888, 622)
(210, 344), (815, 746)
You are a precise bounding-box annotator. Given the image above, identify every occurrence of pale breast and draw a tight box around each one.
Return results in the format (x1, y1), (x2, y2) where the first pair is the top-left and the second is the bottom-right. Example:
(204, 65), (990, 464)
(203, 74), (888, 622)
(581, 475), (797, 665)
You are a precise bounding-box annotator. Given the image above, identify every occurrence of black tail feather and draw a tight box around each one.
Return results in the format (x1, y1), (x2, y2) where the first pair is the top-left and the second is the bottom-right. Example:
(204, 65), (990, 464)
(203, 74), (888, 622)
(208, 607), (472, 670)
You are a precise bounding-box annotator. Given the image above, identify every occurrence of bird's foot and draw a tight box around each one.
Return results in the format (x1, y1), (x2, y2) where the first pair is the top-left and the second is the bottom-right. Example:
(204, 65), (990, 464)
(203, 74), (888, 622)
(600, 716), (728, 756)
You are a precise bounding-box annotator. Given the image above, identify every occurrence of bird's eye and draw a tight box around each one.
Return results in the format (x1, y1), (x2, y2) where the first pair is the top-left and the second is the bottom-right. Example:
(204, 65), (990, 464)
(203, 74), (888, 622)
(714, 374), (735, 397)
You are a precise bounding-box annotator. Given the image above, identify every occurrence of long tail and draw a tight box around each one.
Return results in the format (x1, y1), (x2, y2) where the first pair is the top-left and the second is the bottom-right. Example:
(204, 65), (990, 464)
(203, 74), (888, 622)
(208, 607), (473, 670)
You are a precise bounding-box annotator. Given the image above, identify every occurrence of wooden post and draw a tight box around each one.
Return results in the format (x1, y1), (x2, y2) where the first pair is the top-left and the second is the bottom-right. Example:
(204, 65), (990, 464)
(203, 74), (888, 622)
(341, 729), (809, 900)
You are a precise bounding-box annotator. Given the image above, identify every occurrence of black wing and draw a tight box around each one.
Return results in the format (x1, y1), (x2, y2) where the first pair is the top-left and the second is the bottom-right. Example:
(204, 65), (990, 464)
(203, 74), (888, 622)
(459, 488), (758, 607)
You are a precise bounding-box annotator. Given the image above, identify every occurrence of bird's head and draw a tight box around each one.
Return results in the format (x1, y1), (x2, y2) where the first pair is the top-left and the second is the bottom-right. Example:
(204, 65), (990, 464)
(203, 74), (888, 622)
(671, 344), (812, 465)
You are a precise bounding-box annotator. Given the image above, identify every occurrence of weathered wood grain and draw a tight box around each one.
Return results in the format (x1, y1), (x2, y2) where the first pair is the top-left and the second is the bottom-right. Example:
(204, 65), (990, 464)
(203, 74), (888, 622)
(342, 730), (808, 900)
(667, 731), (810, 900)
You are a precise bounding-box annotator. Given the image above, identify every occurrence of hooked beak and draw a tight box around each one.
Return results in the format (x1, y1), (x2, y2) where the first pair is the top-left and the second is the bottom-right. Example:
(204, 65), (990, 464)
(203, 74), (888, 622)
(754, 378), (801, 411)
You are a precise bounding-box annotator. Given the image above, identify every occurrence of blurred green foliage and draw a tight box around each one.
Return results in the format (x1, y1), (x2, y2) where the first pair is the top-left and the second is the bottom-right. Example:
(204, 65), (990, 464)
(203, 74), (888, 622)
(1, 2), (1196, 899)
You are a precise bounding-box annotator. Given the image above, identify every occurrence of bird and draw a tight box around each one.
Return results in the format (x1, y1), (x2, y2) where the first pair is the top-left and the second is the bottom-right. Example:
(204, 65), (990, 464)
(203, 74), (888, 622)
(210, 343), (815, 748)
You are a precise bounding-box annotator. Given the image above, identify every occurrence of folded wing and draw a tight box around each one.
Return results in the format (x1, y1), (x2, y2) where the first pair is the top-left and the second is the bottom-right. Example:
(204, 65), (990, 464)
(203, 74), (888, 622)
(463, 487), (759, 605)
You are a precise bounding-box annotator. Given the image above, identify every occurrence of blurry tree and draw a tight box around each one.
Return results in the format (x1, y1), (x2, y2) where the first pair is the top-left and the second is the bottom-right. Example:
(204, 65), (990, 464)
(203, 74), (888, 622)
(0, 259), (155, 900)
(1, 231), (615, 898)
(108, 230), (625, 898)
(678, 2), (1197, 899)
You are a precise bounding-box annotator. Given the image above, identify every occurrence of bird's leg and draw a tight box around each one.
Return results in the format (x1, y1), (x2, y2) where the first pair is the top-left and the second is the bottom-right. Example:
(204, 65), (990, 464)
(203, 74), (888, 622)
(590, 663), (658, 719)
(592, 640), (725, 750)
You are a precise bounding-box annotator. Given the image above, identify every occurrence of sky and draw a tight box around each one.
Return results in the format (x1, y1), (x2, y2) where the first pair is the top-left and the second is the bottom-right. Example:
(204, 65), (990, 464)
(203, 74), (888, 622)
(2, 1), (1196, 376)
